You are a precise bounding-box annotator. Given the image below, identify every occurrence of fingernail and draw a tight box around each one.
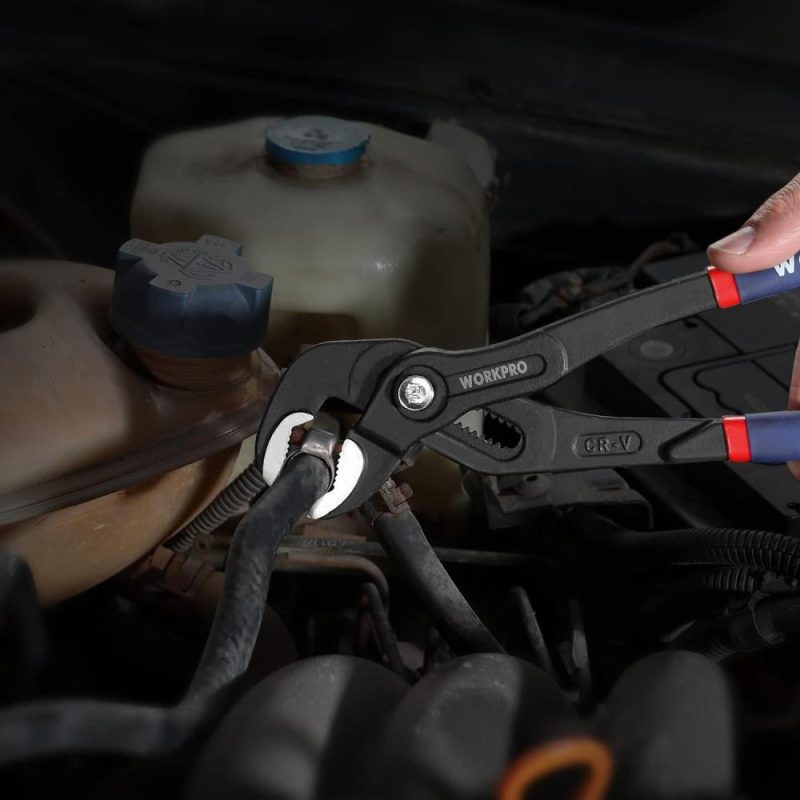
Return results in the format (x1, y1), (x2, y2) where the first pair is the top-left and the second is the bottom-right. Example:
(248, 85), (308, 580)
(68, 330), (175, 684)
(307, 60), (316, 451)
(709, 225), (756, 255)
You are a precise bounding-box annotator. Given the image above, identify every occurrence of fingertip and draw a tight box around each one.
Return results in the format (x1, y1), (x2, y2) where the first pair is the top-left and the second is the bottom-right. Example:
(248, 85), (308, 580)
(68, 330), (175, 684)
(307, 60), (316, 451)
(710, 225), (756, 256)
(709, 234), (800, 274)
(707, 225), (762, 273)
(710, 173), (800, 274)
(706, 249), (766, 274)
(706, 249), (756, 274)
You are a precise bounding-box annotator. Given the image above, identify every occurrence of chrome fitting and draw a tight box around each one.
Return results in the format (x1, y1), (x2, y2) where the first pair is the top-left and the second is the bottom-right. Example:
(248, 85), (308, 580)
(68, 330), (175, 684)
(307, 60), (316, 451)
(286, 427), (338, 490)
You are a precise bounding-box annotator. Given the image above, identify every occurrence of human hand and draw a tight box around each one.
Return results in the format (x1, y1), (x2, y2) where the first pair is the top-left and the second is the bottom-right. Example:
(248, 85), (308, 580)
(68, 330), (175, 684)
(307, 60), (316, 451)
(708, 174), (800, 477)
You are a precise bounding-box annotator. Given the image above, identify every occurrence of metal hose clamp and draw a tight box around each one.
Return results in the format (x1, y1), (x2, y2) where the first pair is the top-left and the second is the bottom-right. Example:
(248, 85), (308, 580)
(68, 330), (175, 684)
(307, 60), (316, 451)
(286, 428), (338, 491)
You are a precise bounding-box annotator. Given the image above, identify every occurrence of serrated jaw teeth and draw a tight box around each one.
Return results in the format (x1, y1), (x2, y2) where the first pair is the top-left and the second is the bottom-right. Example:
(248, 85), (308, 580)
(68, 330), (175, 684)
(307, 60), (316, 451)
(308, 439), (365, 519)
(262, 412), (314, 485)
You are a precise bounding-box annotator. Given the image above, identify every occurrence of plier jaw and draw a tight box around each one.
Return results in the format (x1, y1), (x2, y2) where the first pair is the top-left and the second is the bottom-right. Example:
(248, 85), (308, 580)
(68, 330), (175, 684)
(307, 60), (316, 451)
(255, 339), (417, 519)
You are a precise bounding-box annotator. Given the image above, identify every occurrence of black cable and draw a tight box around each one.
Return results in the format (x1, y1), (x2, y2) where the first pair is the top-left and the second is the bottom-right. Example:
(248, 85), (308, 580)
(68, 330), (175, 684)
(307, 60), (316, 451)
(373, 507), (504, 655)
(0, 553), (47, 699)
(0, 455), (330, 766)
(666, 567), (763, 596)
(671, 594), (800, 661)
(167, 463), (267, 552)
(361, 582), (406, 679)
(640, 568), (795, 634)
(507, 586), (556, 678)
(575, 526), (800, 580)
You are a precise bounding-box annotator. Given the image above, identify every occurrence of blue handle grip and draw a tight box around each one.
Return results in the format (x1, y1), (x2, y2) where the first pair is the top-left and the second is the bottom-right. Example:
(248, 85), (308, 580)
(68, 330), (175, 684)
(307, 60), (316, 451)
(746, 411), (800, 463)
(734, 253), (800, 303)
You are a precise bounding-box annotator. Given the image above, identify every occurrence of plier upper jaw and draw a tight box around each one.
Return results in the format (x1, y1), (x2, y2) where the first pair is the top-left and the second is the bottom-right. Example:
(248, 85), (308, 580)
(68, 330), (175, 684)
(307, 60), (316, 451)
(255, 338), (417, 519)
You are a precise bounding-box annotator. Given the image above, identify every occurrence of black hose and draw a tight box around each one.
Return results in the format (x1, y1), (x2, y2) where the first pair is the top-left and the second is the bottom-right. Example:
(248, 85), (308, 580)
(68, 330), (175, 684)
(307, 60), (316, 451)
(373, 507), (503, 655)
(0, 553), (47, 699)
(185, 456), (328, 700)
(0, 455), (330, 766)
(167, 464), (267, 552)
(672, 594), (800, 661)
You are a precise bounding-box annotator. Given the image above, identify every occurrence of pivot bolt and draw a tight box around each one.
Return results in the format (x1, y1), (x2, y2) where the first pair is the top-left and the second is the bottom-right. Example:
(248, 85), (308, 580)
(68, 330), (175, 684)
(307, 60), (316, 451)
(397, 375), (435, 412)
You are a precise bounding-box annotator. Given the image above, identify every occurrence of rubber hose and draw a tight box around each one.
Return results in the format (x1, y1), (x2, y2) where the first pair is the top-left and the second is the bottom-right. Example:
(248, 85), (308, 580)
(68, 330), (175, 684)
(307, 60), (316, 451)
(374, 509), (503, 655)
(167, 463), (267, 552)
(0, 455), (330, 766)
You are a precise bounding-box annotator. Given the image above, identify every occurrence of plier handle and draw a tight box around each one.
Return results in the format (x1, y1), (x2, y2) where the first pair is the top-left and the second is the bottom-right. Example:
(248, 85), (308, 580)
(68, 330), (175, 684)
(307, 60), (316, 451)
(256, 257), (800, 518)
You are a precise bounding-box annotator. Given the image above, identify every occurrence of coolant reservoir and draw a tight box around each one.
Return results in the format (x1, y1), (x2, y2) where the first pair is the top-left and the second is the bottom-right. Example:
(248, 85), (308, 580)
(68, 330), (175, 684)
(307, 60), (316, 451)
(131, 115), (494, 529)
(131, 115), (491, 364)
(0, 238), (278, 604)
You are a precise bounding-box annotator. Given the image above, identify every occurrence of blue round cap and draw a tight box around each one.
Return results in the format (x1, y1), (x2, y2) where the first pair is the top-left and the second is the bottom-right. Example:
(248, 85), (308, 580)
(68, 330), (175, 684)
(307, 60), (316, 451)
(265, 116), (370, 166)
(110, 236), (273, 358)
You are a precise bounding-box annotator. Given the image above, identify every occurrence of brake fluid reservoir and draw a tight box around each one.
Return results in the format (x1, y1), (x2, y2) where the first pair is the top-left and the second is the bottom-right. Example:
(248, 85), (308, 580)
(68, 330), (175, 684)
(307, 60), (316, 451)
(130, 115), (491, 365)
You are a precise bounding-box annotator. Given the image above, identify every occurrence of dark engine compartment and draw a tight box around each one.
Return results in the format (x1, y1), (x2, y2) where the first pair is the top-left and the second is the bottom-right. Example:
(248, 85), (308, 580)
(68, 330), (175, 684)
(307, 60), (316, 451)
(4, 2), (800, 798)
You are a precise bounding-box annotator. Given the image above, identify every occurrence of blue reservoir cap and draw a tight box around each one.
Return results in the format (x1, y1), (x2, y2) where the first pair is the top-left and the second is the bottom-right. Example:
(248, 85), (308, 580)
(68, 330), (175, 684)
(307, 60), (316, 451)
(265, 116), (370, 166)
(110, 236), (273, 358)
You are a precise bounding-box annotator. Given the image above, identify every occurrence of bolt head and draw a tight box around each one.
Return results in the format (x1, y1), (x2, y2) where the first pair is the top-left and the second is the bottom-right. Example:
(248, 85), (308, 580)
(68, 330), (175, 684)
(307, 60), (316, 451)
(398, 375), (435, 412)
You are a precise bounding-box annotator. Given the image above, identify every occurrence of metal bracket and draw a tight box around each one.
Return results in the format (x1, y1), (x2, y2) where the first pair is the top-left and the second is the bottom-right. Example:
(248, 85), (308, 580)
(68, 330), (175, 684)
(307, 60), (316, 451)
(361, 478), (414, 524)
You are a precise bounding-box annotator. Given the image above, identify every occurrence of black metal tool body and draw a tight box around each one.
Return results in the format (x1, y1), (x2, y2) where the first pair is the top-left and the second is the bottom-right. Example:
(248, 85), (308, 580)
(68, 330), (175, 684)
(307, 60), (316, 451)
(257, 261), (800, 518)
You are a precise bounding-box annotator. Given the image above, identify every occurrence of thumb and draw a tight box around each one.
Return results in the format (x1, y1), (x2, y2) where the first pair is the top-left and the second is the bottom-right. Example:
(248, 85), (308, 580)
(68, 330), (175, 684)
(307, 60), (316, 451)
(707, 173), (800, 274)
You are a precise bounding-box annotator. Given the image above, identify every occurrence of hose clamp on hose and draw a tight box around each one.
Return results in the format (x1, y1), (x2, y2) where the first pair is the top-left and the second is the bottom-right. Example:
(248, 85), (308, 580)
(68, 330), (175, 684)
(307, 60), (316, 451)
(286, 429), (338, 491)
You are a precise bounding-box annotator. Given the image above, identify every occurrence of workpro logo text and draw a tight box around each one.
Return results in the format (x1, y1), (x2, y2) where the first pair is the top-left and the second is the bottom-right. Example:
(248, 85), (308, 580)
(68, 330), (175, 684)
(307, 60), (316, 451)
(458, 360), (529, 390)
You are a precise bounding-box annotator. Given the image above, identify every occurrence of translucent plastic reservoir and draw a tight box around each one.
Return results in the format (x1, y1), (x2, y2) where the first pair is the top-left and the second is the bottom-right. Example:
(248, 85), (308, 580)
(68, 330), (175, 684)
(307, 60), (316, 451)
(130, 116), (492, 365)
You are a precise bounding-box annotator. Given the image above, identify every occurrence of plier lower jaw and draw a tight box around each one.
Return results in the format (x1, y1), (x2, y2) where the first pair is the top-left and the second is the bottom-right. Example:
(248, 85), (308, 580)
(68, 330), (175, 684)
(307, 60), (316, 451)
(255, 339), (416, 519)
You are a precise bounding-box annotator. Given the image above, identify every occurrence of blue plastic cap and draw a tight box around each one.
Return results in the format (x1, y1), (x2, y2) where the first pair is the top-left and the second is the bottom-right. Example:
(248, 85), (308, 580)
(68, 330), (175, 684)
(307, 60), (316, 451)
(265, 116), (370, 166)
(110, 236), (273, 358)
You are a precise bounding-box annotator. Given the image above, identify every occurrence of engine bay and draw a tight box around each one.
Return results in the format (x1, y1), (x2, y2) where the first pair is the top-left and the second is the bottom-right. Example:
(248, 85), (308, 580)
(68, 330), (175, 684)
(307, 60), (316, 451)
(4, 3), (800, 798)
